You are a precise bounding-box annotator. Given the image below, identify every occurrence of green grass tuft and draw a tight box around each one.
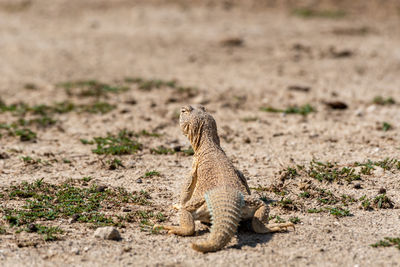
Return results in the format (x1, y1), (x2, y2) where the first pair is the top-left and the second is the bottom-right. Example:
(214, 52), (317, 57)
(1, 179), (152, 240)
(59, 80), (128, 98)
(371, 237), (400, 249)
(144, 170), (161, 178)
(260, 104), (315, 115)
(150, 146), (175, 155)
(292, 8), (346, 19)
(82, 130), (142, 155)
(382, 122), (392, 132)
(373, 96), (395, 105)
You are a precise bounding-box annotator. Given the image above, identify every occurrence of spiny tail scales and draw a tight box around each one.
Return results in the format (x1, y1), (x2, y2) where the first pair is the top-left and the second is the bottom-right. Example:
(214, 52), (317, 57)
(191, 186), (244, 253)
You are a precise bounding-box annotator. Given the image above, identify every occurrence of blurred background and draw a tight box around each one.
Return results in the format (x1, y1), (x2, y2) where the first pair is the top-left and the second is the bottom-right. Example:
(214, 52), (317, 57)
(1, 0), (400, 98)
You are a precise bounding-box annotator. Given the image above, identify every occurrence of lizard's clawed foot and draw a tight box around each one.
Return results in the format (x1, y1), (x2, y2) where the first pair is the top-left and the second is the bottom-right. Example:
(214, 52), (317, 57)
(153, 224), (194, 236)
(266, 222), (295, 232)
(252, 220), (295, 234)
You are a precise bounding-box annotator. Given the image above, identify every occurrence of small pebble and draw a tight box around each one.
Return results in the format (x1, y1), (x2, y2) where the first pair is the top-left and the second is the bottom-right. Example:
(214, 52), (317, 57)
(136, 178), (143, 184)
(96, 185), (107, 192)
(28, 224), (37, 232)
(93, 227), (121, 241)
(378, 187), (386, 194)
(354, 183), (362, 189)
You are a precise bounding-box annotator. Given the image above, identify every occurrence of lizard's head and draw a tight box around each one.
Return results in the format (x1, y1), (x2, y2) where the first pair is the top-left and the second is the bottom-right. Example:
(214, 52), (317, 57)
(179, 105), (220, 150)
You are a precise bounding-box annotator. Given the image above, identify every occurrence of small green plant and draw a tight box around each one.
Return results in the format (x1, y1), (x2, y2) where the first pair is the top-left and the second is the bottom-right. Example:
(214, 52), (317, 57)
(138, 130), (161, 137)
(0, 226), (6, 234)
(124, 77), (176, 91)
(59, 80), (128, 98)
(144, 170), (161, 178)
(107, 158), (124, 170)
(274, 216), (286, 223)
(260, 104), (314, 116)
(21, 156), (44, 165)
(26, 224), (63, 241)
(127, 210), (166, 234)
(82, 176), (92, 182)
(80, 139), (94, 145)
(360, 195), (373, 210)
(83, 130), (142, 155)
(181, 146), (194, 156)
(299, 191), (311, 198)
(355, 158), (400, 172)
(373, 194), (394, 209)
(81, 102), (116, 114)
(307, 208), (324, 213)
(17, 116), (57, 128)
(292, 8), (346, 19)
(373, 96), (395, 105)
(14, 128), (37, 141)
(308, 160), (361, 183)
(371, 237), (400, 249)
(328, 207), (351, 217)
(150, 146), (175, 155)
(275, 198), (297, 210)
(1, 179), (152, 241)
(289, 217), (301, 224)
(280, 167), (299, 180)
(240, 117), (258, 122)
(382, 122), (392, 132)
(124, 77), (198, 98)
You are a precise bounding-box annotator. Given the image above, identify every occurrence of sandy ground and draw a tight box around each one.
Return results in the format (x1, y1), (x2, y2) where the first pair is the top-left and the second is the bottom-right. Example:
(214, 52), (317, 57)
(0, 0), (400, 266)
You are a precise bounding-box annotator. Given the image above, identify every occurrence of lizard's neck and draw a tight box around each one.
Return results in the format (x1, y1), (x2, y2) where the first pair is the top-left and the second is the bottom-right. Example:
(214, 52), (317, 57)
(190, 128), (221, 154)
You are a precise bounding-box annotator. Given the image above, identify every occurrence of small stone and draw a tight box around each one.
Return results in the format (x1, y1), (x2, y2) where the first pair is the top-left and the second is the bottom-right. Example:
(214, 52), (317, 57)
(287, 85), (310, 92)
(28, 224), (37, 232)
(366, 105), (376, 113)
(69, 214), (80, 223)
(96, 185), (107, 192)
(0, 152), (9, 159)
(378, 187), (386, 194)
(122, 246), (132, 253)
(122, 207), (131, 212)
(173, 145), (182, 152)
(136, 178), (143, 184)
(94, 227), (121, 241)
(354, 108), (363, 117)
(324, 101), (348, 110)
(354, 183), (362, 189)
(125, 99), (137, 105)
(220, 37), (244, 47)
(71, 247), (80, 255)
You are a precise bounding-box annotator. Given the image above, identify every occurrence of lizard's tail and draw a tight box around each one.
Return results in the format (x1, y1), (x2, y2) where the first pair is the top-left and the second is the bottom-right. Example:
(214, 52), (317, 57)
(191, 186), (244, 253)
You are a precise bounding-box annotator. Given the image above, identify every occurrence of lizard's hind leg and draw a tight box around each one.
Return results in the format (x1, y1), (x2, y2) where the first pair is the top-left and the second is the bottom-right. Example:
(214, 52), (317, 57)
(244, 196), (294, 234)
(154, 209), (195, 236)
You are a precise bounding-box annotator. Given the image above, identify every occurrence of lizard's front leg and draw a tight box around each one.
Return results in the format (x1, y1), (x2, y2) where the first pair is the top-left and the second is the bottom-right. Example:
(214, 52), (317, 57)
(154, 209), (195, 236)
(175, 158), (197, 210)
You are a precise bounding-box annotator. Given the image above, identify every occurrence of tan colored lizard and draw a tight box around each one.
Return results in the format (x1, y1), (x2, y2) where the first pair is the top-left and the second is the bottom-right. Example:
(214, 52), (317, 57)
(155, 105), (294, 253)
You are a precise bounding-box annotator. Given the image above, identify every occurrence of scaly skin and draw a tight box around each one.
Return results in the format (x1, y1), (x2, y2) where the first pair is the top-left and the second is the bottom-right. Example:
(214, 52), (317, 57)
(155, 105), (294, 253)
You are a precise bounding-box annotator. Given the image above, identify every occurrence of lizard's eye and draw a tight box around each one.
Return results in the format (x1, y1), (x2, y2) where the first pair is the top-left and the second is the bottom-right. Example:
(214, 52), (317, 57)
(181, 106), (193, 113)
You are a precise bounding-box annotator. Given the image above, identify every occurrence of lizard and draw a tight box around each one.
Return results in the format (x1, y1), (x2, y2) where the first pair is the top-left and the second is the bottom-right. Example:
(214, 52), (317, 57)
(154, 105), (294, 253)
